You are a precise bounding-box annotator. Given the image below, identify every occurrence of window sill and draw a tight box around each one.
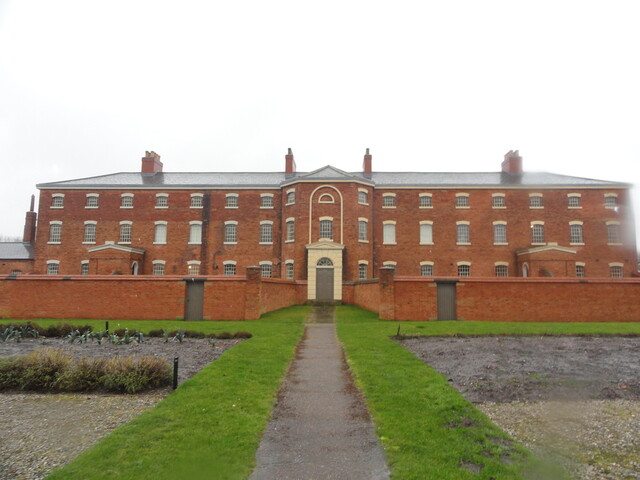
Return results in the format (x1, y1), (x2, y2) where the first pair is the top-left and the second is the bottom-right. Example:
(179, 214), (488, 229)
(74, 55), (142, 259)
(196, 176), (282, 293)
(153, 242), (167, 245)
(419, 242), (433, 245)
(50, 206), (63, 209)
(608, 242), (623, 246)
(259, 242), (273, 245)
(225, 206), (239, 209)
(118, 242), (131, 245)
(155, 206), (168, 209)
(383, 242), (397, 245)
(455, 206), (470, 209)
(188, 242), (202, 245)
(358, 239), (369, 243)
(85, 206), (98, 209)
(570, 242), (585, 246)
(286, 202), (295, 206)
(82, 241), (96, 245)
(120, 206), (133, 209)
(47, 241), (61, 245)
(531, 242), (546, 246)
(492, 206), (506, 209)
(190, 206), (204, 209)
(382, 206), (396, 209)
(456, 242), (471, 246)
(358, 202), (369, 206)
(419, 206), (433, 209)
(529, 206), (544, 209)
(285, 239), (295, 243)
(223, 242), (237, 245)
(260, 206), (274, 209)
(493, 242), (509, 246)
(568, 206), (582, 209)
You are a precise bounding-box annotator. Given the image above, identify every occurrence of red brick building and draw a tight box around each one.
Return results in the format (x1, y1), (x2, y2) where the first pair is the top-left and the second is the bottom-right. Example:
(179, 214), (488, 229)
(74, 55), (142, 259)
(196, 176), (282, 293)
(10, 148), (638, 303)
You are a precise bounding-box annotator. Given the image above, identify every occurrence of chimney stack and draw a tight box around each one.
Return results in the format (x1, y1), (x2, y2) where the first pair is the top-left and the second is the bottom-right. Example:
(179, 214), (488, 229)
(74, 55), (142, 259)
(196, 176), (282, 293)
(23, 194), (37, 244)
(285, 148), (296, 177)
(141, 151), (163, 174)
(501, 150), (523, 174)
(363, 148), (372, 177)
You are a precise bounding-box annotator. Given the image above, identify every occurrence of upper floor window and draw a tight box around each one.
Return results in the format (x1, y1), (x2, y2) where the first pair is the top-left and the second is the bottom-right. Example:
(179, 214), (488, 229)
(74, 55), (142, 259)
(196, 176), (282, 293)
(457, 263), (471, 277)
(529, 194), (543, 208)
(46, 260), (59, 275)
(567, 194), (581, 208)
(152, 261), (165, 276)
(420, 262), (433, 276)
(121, 194), (134, 208)
(455, 193), (469, 208)
(85, 194), (99, 208)
(226, 194), (238, 208)
(495, 263), (508, 277)
(358, 219), (368, 242)
(286, 190), (296, 205)
(531, 222), (545, 244)
(81, 261), (89, 276)
(260, 222), (273, 244)
(358, 262), (368, 280)
(576, 263), (586, 278)
(456, 222), (470, 244)
(223, 261), (237, 276)
(155, 194), (168, 208)
(285, 261), (294, 280)
(224, 222), (238, 244)
(609, 263), (623, 278)
(260, 194), (274, 208)
(569, 222), (584, 244)
(187, 261), (201, 275)
(606, 222), (621, 244)
(383, 221), (396, 244)
(154, 222), (167, 244)
(419, 222), (433, 244)
(119, 222), (132, 243)
(604, 193), (618, 209)
(358, 189), (368, 205)
(260, 262), (272, 278)
(189, 222), (203, 244)
(83, 222), (97, 243)
(493, 222), (507, 244)
(382, 194), (396, 208)
(190, 194), (204, 208)
(318, 193), (334, 204)
(492, 194), (506, 208)
(319, 218), (333, 240)
(51, 194), (64, 208)
(48, 222), (62, 243)
(419, 194), (432, 208)
(285, 218), (295, 242)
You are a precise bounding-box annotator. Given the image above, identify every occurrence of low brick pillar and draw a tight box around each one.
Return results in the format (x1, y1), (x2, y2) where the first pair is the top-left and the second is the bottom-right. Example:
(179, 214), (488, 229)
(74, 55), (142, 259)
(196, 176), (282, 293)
(244, 266), (262, 320)
(379, 266), (395, 320)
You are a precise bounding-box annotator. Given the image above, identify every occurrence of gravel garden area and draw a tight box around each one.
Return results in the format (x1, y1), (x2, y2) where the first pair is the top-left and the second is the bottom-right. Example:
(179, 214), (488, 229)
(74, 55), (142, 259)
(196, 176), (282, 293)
(402, 336), (640, 480)
(0, 337), (242, 480)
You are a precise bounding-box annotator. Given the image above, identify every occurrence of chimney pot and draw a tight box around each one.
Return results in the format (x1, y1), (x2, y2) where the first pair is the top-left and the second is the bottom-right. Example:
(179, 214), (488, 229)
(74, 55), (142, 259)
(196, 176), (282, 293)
(285, 148), (296, 176)
(363, 148), (372, 177)
(501, 149), (523, 174)
(141, 151), (163, 174)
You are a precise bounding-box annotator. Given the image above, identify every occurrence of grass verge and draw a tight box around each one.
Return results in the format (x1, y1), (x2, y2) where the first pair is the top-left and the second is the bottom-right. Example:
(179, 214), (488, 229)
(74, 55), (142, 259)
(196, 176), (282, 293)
(336, 306), (573, 480)
(43, 306), (306, 480)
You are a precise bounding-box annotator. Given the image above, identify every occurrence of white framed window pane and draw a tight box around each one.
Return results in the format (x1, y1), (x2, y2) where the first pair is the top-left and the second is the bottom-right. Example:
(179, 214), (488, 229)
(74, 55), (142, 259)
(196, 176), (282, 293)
(420, 196), (432, 207)
(49, 224), (62, 243)
(492, 196), (505, 208)
(383, 224), (396, 243)
(81, 263), (89, 275)
(191, 196), (203, 208)
(121, 196), (133, 207)
(568, 196), (580, 208)
(47, 263), (59, 275)
(155, 224), (167, 243)
(530, 196), (543, 207)
(51, 196), (64, 208)
(260, 224), (273, 243)
(458, 265), (470, 277)
(225, 224), (238, 243)
(358, 264), (367, 280)
(607, 225), (620, 243)
(570, 224), (583, 243)
(495, 265), (508, 277)
(224, 264), (236, 276)
(286, 263), (294, 280)
(358, 221), (367, 241)
(120, 224), (132, 243)
(382, 196), (395, 207)
(420, 224), (432, 243)
(261, 264), (272, 277)
(153, 263), (164, 275)
(457, 224), (470, 243)
(188, 264), (200, 275)
(532, 224), (544, 243)
(287, 191), (295, 204)
(84, 224), (96, 243)
(359, 191), (368, 204)
(226, 196), (238, 208)
(319, 220), (333, 240)
(261, 196), (273, 208)
(455, 196), (469, 208)
(86, 196), (98, 208)
(576, 265), (585, 277)
(420, 264), (433, 276)
(286, 221), (295, 241)
(610, 266), (623, 278)
(190, 224), (202, 244)
(604, 196), (617, 208)
(494, 224), (507, 243)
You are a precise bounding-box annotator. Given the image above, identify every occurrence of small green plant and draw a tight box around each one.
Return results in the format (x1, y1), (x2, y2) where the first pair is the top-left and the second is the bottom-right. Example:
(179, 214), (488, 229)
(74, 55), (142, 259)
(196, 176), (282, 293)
(122, 329), (133, 344)
(133, 331), (145, 344)
(208, 338), (216, 347)
(66, 330), (81, 343)
(162, 329), (169, 343)
(0, 326), (16, 342)
(173, 329), (186, 343)
(93, 330), (108, 345)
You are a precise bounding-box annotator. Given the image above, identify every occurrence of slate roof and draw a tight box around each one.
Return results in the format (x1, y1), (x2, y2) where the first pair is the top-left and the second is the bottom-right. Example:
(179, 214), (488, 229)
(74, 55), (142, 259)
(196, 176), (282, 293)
(0, 243), (34, 260)
(37, 167), (628, 189)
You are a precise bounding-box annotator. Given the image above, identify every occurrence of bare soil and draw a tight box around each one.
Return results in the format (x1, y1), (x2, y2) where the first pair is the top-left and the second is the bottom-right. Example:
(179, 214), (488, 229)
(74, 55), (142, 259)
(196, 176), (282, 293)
(0, 337), (241, 480)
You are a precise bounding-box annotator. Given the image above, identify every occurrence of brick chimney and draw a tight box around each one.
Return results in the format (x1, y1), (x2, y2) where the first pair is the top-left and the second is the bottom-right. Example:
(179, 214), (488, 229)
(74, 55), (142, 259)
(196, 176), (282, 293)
(22, 194), (37, 244)
(141, 151), (163, 174)
(501, 150), (523, 174)
(363, 148), (372, 177)
(285, 148), (296, 177)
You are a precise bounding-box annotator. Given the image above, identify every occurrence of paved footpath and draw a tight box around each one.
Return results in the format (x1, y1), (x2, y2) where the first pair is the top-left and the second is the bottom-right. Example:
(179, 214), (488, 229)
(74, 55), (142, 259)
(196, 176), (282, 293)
(249, 307), (390, 480)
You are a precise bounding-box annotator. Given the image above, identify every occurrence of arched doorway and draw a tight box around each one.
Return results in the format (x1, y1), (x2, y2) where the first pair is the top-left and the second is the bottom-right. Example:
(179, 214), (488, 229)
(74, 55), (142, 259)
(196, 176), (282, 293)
(316, 257), (334, 301)
(131, 261), (139, 275)
(522, 263), (529, 278)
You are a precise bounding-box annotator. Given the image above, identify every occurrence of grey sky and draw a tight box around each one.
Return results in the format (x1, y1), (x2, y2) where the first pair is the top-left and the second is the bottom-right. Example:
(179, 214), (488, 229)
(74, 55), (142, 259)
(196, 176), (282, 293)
(1, 0), (639, 239)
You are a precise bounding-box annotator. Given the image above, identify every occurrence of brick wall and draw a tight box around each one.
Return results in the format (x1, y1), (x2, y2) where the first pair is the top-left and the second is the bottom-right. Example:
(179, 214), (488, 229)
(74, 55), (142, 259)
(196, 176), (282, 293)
(0, 259), (34, 275)
(351, 280), (380, 313)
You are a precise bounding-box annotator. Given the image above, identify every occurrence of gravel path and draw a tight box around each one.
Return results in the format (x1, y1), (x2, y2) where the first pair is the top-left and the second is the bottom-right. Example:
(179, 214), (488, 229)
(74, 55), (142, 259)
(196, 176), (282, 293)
(0, 337), (241, 480)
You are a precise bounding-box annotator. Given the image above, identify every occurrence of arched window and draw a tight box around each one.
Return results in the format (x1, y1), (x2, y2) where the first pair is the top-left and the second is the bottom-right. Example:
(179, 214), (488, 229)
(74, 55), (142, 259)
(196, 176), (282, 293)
(317, 258), (333, 267)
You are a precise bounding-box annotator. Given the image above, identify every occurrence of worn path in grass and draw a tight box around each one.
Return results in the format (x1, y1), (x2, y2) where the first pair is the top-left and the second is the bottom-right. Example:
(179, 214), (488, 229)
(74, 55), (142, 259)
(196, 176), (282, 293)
(250, 307), (389, 480)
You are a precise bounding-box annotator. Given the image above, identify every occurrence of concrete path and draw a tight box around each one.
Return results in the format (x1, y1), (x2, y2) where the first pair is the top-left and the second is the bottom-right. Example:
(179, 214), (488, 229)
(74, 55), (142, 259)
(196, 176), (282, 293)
(249, 308), (390, 480)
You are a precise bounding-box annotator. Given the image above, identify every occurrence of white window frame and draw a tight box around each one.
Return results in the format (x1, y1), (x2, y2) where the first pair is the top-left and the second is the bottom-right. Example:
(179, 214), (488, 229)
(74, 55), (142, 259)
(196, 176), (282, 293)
(85, 193), (99, 209)
(604, 193), (618, 209)
(46, 260), (60, 275)
(529, 193), (543, 209)
(419, 221), (433, 245)
(119, 221), (133, 244)
(225, 193), (239, 209)
(319, 216), (333, 240)
(358, 218), (368, 242)
(223, 260), (237, 276)
(457, 262), (471, 277)
(455, 193), (470, 209)
(152, 260), (165, 275)
(48, 221), (62, 244)
(383, 221), (396, 245)
(120, 193), (134, 209)
(491, 193), (506, 209)
(531, 221), (545, 244)
(83, 221), (97, 244)
(493, 221), (507, 245)
(154, 221), (168, 245)
(286, 189), (296, 205)
(456, 221), (470, 245)
(575, 262), (586, 278)
(318, 193), (335, 204)
(495, 261), (509, 277)
(259, 261), (272, 278)
(569, 221), (584, 245)
(80, 260), (90, 276)
(51, 193), (65, 209)
(420, 261), (434, 277)
(260, 193), (274, 209)
(155, 193), (169, 209)
(567, 193), (582, 209)
(382, 193), (396, 208)
(358, 260), (368, 280)
(285, 260), (294, 280)
(419, 193), (433, 208)
(260, 221), (273, 244)
(358, 188), (369, 205)
(187, 260), (201, 275)
(285, 218), (295, 242)
(190, 193), (204, 209)
(606, 221), (622, 245)
(189, 221), (203, 245)
(382, 261), (397, 275)
(609, 262), (623, 278)
(224, 221), (238, 244)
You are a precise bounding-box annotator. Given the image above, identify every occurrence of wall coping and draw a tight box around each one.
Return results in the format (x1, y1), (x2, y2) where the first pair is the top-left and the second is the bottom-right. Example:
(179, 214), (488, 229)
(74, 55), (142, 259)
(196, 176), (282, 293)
(1, 275), (248, 282)
(392, 276), (640, 285)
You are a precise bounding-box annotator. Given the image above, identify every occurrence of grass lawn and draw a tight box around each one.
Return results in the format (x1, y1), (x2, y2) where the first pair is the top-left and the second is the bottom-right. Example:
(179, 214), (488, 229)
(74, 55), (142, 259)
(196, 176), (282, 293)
(41, 306), (307, 480)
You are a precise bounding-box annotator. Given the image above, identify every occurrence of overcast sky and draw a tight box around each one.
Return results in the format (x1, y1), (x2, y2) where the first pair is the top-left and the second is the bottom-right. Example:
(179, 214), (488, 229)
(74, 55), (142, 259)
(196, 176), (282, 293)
(1, 0), (639, 241)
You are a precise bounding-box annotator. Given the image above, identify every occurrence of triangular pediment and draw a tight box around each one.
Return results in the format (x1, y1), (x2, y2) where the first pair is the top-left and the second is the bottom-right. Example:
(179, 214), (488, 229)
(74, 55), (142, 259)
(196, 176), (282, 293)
(87, 243), (146, 255)
(516, 244), (577, 256)
(283, 165), (373, 186)
(306, 240), (345, 250)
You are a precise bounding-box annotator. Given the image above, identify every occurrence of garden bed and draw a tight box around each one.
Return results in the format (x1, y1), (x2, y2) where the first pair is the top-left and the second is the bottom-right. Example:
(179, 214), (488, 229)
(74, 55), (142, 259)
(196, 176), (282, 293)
(0, 337), (242, 480)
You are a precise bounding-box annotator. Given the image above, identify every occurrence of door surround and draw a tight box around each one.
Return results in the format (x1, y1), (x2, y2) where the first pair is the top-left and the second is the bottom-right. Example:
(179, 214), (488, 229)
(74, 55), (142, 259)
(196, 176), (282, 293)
(306, 241), (344, 301)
